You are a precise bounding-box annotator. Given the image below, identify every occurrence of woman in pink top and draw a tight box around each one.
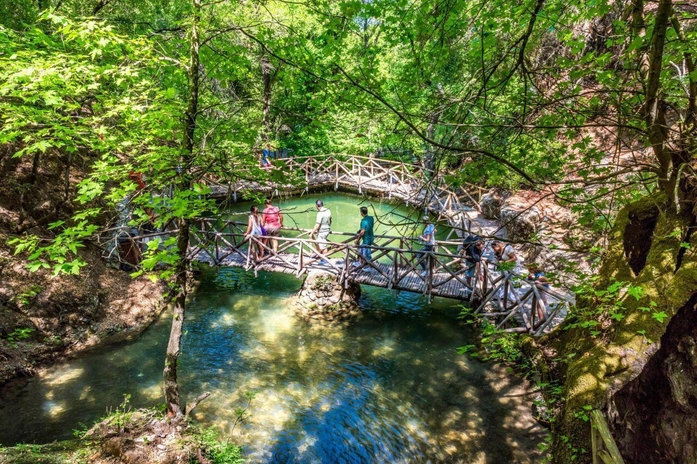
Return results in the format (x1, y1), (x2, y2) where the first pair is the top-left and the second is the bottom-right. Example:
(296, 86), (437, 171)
(262, 198), (283, 252)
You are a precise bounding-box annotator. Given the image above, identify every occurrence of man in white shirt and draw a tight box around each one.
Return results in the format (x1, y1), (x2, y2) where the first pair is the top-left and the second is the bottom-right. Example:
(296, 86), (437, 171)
(310, 199), (332, 264)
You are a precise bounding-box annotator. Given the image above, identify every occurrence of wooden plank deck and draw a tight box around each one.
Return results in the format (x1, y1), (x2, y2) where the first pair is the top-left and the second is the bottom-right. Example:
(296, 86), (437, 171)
(193, 249), (474, 301)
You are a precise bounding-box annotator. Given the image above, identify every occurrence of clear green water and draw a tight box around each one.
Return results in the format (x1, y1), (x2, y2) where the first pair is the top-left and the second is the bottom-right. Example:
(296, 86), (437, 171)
(222, 192), (450, 241)
(0, 193), (546, 462)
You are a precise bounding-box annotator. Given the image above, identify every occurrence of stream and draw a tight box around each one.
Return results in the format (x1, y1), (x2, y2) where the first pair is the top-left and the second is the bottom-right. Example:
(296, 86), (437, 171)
(0, 193), (547, 463)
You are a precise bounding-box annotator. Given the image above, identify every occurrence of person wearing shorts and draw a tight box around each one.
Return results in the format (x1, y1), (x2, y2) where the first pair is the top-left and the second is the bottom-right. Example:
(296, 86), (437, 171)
(262, 198), (283, 252)
(310, 199), (332, 262)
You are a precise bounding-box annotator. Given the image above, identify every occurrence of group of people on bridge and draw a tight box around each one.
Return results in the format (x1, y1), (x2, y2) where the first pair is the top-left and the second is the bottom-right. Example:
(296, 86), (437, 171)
(241, 197), (553, 325)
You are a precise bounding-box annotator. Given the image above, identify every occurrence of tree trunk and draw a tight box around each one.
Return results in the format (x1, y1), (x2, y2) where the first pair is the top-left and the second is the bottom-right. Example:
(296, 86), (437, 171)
(30, 152), (40, 184)
(643, 0), (674, 204)
(163, 218), (190, 418)
(163, 0), (200, 419)
(261, 53), (274, 140)
(424, 112), (438, 178)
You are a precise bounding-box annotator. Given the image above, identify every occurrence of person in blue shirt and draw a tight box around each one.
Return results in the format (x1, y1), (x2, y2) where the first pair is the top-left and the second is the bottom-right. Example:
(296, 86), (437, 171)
(459, 234), (484, 287)
(416, 215), (436, 276)
(261, 144), (272, 169)
(354, 206), (375, 269)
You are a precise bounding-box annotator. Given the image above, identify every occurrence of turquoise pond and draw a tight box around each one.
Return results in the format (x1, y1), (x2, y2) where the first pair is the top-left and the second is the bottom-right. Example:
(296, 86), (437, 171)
(0, 193), (546, 463)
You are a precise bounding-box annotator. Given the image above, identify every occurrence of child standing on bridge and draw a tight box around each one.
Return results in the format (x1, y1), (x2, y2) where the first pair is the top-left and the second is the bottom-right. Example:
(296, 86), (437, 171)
(244, 205), (264, 261)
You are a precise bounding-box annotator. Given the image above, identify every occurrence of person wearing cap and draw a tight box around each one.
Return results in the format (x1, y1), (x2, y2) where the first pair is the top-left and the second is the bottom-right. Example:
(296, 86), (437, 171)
(416, 215), (436, 276)
(310, 199), (332, 264)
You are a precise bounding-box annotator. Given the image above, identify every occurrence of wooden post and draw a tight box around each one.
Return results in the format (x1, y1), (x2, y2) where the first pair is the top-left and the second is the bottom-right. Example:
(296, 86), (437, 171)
(304, 163), (309, 194)
(297, 241), (303, 275)
(335, 161), (339, 191)
(590, 410), (625, 464)
(503, 276), (509, 311)
(388, 172), (393, 199)
(483, 264), (489, 296)
(357, 157), (362, 194)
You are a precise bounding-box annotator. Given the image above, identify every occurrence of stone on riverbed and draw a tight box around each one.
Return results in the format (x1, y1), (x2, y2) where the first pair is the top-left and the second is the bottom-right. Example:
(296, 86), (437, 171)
(294, 271), (361, 323)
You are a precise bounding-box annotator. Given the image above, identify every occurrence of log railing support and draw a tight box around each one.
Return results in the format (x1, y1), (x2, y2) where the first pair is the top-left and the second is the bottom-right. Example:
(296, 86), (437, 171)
(590, 410), (625, 464)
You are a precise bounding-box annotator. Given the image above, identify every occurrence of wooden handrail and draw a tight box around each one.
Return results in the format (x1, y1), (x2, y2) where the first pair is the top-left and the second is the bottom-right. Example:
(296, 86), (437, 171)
(590, 410), (625, 464)
(119, 220), (571, 334)
(203, 153), (482, 217)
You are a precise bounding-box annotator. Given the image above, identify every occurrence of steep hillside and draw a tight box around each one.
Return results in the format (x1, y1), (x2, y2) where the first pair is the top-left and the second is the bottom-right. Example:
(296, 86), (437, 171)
(0, 146), (164, 386)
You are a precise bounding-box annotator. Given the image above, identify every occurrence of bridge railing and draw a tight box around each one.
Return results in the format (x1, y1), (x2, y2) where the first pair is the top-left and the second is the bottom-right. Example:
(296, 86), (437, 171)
(204, 154), (484, 220)
(112, 217), (568, 333)
(183, 219), (570, 331)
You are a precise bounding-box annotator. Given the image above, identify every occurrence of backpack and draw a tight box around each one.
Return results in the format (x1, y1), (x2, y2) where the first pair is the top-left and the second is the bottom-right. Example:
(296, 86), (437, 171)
(462, 235), (482, 261)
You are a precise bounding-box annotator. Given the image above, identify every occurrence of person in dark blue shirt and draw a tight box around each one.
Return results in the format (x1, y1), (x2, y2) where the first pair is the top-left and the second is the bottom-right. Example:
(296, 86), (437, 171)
(460, 234), (484, 287)
(261, 144), (272, 169)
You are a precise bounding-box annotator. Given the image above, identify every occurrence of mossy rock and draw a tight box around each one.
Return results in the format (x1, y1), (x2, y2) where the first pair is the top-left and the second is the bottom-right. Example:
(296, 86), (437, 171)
(548, 197), (697, 463)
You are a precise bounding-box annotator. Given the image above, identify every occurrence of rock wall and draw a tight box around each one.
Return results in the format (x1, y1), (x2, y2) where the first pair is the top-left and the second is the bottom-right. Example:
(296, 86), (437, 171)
(294, 272), (361, 324)
(479, 188), (589, 284)
(545, 196), (697, 463)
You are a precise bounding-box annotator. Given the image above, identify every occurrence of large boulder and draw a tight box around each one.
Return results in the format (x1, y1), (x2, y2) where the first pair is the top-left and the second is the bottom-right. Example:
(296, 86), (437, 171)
(499, 203), (543, 242)
(479, 189), (508, 220)
(294, 271), (361, 323)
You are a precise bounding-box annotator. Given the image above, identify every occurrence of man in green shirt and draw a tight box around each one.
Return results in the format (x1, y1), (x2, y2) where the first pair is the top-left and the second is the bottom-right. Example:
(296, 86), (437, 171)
(354, 206), (375, 267)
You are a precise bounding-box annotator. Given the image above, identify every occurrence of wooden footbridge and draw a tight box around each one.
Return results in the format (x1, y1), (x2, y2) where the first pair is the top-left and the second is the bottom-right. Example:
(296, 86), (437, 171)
(205, 154), (485, 234)
(114, 154), (572, 335)
(124, 218), (571, 335)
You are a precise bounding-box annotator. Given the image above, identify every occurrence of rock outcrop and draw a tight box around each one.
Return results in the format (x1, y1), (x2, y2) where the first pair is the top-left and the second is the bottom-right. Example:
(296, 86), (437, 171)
(478, 188), (589, 285)
(294, 272), (361, 323)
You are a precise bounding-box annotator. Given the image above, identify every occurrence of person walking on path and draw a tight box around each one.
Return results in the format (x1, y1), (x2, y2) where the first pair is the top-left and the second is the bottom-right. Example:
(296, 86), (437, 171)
(244, 205), (264, 260)
(310, 199), (332, 265)
(354, 206), (375, 269)
(416, 215), (436, 277)
(262, 198), (283, 253)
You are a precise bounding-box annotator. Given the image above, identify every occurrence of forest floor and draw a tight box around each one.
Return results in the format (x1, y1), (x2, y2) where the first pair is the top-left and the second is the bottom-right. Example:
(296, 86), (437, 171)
(0, 408), (239, 464)
(0, 149), (165, 388)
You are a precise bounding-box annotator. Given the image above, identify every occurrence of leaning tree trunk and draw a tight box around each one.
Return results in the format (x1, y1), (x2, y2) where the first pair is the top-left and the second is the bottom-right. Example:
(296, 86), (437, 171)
(260, 53), (274, 140)
(163, 0), (200, 419)
(424, 112), (438, 178)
